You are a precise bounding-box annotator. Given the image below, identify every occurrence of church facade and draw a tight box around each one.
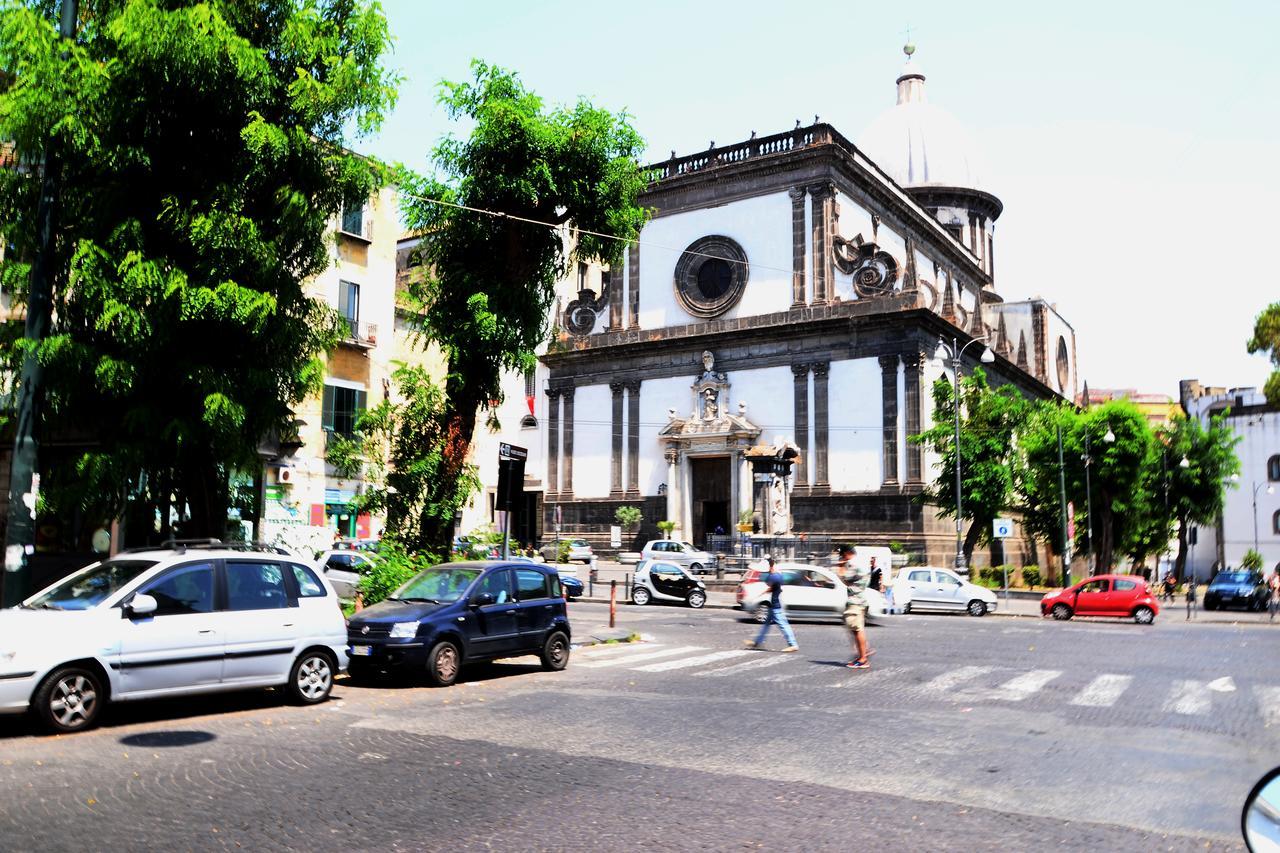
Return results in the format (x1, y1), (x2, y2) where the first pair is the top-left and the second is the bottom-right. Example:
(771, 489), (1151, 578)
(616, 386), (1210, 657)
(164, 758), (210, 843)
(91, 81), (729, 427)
(460, 51), (1078, 566)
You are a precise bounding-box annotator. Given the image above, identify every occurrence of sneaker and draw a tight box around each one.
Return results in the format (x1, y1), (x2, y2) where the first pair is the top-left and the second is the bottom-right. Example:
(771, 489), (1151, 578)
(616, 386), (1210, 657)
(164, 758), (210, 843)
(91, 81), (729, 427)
(846, 659), (871, 669)
(780, 646), (799, 653)
(743, 640), (761, 649)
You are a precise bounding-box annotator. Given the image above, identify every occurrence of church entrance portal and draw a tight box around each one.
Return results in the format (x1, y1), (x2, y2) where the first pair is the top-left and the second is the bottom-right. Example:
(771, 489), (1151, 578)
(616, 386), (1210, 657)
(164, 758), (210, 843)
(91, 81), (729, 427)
(690, 456), (731, 547)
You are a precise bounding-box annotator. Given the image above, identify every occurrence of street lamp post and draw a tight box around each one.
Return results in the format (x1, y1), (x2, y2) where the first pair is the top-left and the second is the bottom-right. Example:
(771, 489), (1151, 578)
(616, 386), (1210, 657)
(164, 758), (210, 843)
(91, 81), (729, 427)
(1229, 474), (1275, 558)
(932, 335), (996, 572)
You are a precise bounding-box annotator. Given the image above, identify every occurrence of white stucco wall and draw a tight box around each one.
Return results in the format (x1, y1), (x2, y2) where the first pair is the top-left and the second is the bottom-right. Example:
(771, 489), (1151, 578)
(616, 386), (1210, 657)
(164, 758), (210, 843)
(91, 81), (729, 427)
(638, 376), (692, 494)
(571, 383), (612, 498)
(827, 358), (883, 491)
(730, 365), (795, 445)
(637, 192), (792, 329)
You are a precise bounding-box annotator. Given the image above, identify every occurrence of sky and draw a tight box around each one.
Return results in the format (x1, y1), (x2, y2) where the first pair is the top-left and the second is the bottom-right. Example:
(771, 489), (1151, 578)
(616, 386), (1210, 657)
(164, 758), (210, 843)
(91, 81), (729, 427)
(358, 0), (1280, 400)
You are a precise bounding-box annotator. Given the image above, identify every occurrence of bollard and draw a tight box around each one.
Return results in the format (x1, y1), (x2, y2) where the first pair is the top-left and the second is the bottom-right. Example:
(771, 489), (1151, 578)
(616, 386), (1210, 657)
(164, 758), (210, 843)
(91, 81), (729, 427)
(588, 577), (593, 598)
(354, 591), (364, 613)
(625, 573), (631, 600)
(609, 579), (617, 629)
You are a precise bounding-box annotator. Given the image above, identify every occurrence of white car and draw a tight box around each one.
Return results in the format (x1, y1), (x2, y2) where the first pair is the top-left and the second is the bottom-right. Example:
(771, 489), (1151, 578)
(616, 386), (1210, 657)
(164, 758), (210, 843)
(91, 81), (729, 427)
(736, 563), (886, 623)
(640, 540), (715, 574)
(540, 538), (594, 564)
(315, 549), (377, 599)
(893, 567), (998, 617)
(0, 543), (349, 733)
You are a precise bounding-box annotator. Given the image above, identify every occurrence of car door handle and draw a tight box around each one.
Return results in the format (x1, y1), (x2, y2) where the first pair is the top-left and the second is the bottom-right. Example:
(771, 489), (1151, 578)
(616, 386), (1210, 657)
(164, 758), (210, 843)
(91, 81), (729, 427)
(543, 605), (553, 610)
(198, 629), (215, 635)
(282, 623), (294, 628)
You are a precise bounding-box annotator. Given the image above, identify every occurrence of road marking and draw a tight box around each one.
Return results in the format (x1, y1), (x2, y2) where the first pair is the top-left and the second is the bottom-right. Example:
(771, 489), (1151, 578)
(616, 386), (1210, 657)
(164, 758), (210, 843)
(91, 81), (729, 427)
(576, 646), (704, 669)
(1207, 677), (1237, 693)
(577, 643), (662, 660)
(632, 649), (752, 673)
(920, 666), (994, 694)
(694, 655), (793, 678)
(1164, 680), (1212, 715)
(829, 665), (911, 686)
(759, 669), (811, 683)
(1070, 674), (1133, 707)
(988, 669), (1062, 701)
(1255, 686), (1280, 727)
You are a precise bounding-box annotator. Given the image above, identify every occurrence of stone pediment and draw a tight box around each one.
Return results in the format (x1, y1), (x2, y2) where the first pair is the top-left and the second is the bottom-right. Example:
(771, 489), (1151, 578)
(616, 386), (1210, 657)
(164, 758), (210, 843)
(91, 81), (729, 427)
(659, 412), (760, 442)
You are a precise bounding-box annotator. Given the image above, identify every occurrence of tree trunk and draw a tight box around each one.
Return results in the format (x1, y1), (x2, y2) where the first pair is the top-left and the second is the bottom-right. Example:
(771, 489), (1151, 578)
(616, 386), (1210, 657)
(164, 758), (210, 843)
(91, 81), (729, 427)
(1097, 509), (1114, 574)
(962, 518), (984, 567)
(1174, 517), (1189, 581)
(180, 458), (226, 540)
(425, 367), (481, 553)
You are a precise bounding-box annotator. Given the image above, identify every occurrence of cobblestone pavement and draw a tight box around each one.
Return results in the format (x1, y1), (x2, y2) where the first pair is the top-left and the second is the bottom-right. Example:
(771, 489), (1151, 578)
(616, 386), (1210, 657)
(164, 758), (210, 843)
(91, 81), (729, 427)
(0, 601), (1269, 851)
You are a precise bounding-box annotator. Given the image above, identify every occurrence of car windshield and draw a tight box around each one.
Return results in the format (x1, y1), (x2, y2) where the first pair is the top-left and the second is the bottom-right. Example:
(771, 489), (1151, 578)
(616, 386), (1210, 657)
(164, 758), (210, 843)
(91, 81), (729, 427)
(393, 567), (482, 603)
(681, 542), (695, 551)
(1212, 572), (1253, 585)
(25, 559), (159, 611)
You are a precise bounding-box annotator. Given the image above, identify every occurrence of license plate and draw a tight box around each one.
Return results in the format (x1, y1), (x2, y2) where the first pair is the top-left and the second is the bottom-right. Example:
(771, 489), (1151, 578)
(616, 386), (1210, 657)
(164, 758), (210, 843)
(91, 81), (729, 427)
(1222, 595), (1234, 600)
(351, 645), (373, 656)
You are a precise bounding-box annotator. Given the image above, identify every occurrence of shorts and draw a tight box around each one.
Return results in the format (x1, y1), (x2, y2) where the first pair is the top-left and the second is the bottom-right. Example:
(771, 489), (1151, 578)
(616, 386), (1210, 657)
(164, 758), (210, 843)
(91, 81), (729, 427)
(843, 604), (866, 632)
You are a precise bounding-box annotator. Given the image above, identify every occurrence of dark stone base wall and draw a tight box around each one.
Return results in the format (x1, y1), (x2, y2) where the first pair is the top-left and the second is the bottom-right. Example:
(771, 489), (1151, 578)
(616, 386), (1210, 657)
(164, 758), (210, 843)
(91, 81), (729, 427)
(542, 495), (666, 555)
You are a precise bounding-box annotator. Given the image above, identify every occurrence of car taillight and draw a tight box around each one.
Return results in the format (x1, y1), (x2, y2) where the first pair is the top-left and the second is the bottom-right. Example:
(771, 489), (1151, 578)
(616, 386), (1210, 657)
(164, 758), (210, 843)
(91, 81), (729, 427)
(736, 585), (744, 602)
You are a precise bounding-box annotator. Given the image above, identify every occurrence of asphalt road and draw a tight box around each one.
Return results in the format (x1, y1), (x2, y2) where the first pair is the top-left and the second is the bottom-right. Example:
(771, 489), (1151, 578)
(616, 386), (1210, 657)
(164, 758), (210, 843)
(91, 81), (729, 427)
(0, 602), (1273, 851)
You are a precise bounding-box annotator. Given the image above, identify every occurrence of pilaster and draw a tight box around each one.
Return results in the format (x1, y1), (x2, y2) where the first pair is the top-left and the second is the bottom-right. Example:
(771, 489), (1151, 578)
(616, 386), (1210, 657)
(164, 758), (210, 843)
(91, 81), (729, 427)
(626, 243), (640, 329)
(903, 351), (925, 484)
(879, 354), (900, 486)
(561, 384), (575, 497)
(545, 388), (562, 496)
(791, 362), (810, 491)
(625, 380), (641, 496)
(789, 186), (807, 307)
(812, 360), (830, 492)
(609, 381), (625, 497)
(808, 182), (834, 305)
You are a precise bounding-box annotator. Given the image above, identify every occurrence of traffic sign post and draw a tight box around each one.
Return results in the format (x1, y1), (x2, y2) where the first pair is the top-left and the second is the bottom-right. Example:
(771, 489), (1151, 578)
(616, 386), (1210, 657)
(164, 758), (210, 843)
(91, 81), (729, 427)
(497, 443), (527, 559)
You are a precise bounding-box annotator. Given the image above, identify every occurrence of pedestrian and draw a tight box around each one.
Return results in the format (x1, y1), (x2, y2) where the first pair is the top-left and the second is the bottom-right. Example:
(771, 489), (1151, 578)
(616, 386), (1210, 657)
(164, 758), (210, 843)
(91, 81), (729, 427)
(744, 556), (798, 652)
(1186, 574), (1198, 620)
(868, 556), (883, 593)
(1268, 571), (1280, 622)
(836, 545), (873, 669)
(1162, 571), (1176, 603)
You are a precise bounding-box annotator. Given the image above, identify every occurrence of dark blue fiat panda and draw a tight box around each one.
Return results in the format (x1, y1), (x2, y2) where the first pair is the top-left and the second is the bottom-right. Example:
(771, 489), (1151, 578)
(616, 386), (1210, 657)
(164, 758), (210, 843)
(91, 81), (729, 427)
(346, 561), (571, 686)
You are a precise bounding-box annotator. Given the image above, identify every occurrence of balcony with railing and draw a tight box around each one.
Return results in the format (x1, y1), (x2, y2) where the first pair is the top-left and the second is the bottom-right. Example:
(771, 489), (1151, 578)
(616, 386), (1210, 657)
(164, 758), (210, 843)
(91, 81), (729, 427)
(339, 319), (378, 349)
(647, 125), (834, 183)
(338, 205), (372, 242)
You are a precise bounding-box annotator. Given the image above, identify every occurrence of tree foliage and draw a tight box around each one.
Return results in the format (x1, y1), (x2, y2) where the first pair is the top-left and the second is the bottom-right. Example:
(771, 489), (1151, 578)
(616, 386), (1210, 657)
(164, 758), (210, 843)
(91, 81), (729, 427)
(1159, 413), (1240, 577)
(397, 61), (648, 551)
(913, 367), (1027, 565)
(1248, 302), (1280, 406)
(0, 0), (397, 538)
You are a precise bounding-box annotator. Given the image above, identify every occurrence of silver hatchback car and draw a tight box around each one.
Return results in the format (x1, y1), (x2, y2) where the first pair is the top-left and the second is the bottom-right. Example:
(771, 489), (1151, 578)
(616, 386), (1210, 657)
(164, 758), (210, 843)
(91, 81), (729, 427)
(640, 540), (715, 575)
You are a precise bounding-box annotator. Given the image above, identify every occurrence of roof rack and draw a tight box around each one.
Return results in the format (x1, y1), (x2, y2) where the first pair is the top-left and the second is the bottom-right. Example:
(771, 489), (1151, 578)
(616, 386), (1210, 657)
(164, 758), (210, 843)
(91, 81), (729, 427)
(118, 539), (293, 556)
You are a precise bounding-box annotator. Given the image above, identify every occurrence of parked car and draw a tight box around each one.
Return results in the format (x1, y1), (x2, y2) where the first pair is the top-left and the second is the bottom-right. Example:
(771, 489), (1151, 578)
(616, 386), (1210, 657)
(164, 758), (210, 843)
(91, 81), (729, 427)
(538, 539), (594, 564)
(737, 563), (886, 623)
(0, 543), (347, 733)
(640, 540), (715, 574)
(345, 561), (571, 686)
(632, 559), (707, 608)
(892, 567), (999, 617)
(1039, 574), (1158, 624)
(315, 549), (377, 599)
(1204, 570), (1269, 611)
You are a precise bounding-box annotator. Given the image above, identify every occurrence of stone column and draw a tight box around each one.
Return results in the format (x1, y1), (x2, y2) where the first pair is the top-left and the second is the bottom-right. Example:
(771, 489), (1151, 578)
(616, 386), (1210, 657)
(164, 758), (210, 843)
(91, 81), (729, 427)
(791, 363), (810, 491)
(664, 446), (679, 532)
(561, 385), (575, 497)
(812, 361), (830, 491)
(808, 182), (834, 305)
(607, 256), (623, 331)
(625, 380), (641, 496)
(626, 243), (640, 329)
(545, 388), (562, 496)
(903, 351), (925, 484)
(609, 382), (625, 497)
(879, 355), (900, 486)
(789, 186), (807, 307)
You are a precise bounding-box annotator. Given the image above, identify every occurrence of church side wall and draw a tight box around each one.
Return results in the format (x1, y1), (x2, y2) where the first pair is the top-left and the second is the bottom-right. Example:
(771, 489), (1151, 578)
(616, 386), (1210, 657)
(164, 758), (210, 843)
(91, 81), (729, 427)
(728, 365), (794, 440)
(638, 376), (693, 493)
(571, 383), (612, 498)
(827, 357), (883, 491)
(638, 192), (792, 328)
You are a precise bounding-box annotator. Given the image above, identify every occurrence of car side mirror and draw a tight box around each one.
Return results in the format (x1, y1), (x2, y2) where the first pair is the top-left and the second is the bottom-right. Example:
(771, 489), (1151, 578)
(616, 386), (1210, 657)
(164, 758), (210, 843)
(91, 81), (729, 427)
(1244, 767), (1280, 850)
(127, 593), (158, 617)
(472, 592), (496, 608)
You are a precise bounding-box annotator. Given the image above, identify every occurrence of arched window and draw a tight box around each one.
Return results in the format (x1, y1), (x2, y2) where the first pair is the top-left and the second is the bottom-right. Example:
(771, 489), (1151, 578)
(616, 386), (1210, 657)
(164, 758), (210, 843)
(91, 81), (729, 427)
(1273, 509), (1280, 535)
(520, 414), (537, 429)
(1269, 455), (1280, 481)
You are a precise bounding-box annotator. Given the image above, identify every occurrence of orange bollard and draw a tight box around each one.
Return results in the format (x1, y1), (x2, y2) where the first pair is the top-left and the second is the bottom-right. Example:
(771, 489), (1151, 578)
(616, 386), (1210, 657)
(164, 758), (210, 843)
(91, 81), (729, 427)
(354, 591), (364, 613)
(609, 579), (617, 629)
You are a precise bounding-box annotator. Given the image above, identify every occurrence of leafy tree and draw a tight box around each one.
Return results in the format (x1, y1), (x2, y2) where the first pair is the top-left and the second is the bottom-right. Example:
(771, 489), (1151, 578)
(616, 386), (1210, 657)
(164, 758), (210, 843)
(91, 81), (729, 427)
(1248, 302), (1280, 405)
(913, 367), (1027, 566)
(327, 363), (480, 556)
(1013, 400), (1075, 581)
(0, 0), (397, 538)
(1157, 414), (1239, 579)
(398, 61), (648, 552)
(615, 505), (642, 530)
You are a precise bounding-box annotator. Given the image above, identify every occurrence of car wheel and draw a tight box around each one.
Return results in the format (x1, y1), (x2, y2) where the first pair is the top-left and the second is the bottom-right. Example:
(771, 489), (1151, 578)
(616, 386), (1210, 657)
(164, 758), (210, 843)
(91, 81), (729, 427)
(687, 589), (706, 609)
(754, 602), (770, 624)
(1203, 601), (1216, 611)
(967, 600), (988, 618)
(632, 586), (651, 606)
(689, 562), (703, 575)
(426, 640), (462, 687)
(1133, 606), (1155, 625)
(1051, 603), (1072, 621)
(540, 631), (570, 671)
(34, 666), (104, 733)
(288, 650), (335, 705)
(901, 602), (912, 615)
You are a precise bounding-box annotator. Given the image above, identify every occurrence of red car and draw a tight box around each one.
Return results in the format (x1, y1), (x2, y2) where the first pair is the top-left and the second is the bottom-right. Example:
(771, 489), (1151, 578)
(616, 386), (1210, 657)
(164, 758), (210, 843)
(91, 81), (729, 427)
(1040, 574), (1159, 624)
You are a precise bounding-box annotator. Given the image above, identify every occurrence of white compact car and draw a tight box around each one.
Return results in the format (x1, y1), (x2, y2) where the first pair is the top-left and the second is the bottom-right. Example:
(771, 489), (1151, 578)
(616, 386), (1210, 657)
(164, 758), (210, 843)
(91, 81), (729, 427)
(893, 567), (998, 617)
(315, 548), (376, 599)
(632, 559), (707, 608)
(639, 540), (715, 575)
(0, 543), (349, 733)
(737, 563), (886, 623)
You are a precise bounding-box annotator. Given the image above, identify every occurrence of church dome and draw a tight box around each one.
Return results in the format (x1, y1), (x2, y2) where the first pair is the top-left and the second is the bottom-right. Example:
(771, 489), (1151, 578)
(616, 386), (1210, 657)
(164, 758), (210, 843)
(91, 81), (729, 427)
(857, 47), (987, 193)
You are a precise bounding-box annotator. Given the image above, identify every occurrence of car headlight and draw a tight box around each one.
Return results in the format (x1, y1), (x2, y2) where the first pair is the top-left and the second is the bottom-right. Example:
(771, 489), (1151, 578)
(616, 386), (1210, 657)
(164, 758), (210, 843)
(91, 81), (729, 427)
(389, 621), (419, 639)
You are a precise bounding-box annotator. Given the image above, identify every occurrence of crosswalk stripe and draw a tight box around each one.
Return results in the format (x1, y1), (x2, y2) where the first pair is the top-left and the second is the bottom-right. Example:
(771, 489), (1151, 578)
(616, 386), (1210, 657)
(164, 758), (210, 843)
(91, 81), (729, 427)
(576, 646), (704, 669)
(829, 665), (911, 686)
(578, 643), (662, 660)
(695, 655), (793, 678)
(1070, 674), (1133, 707)
(989, 669), (1062, 701)
(759, 669), (810, 683)
(1164, 680), (1212, 715)
(920, 665), (994, 694)
(631, 649), (752, 673)
(1255, 686), (1280, 727)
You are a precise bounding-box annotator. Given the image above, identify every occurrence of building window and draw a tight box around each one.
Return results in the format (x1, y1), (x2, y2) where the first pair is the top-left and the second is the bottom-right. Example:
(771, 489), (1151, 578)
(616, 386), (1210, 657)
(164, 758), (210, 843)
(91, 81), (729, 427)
(340, 203), (366, 238)
(943, 222), (964, 243)
(1269, 455), (1280, 481)
(338, 280), (360, 339)
(1274, 510), (1280, 536)
(523, 368), (536, 399)
(577, 261), (588, 290)
(520, 414), (537, 428)
(1056, 337), (1070, 392)
(673, 235), (749, 319)
(322, 383), (367, 440)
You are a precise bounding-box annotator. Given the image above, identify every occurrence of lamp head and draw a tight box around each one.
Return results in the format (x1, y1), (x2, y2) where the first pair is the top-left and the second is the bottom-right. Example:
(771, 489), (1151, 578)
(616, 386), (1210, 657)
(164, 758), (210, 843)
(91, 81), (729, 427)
(1178, 456), (1190, 469)
(1103, 428), (1116, 444)
(979, 347), (995, 364)
(933, 339), (949, 363)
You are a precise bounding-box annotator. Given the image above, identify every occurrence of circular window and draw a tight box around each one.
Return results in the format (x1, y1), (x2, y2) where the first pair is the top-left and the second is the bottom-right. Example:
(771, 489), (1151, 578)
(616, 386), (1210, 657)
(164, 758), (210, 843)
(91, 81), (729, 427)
(673, 236), (748, 319)
(1056, 336), (1070, 392)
